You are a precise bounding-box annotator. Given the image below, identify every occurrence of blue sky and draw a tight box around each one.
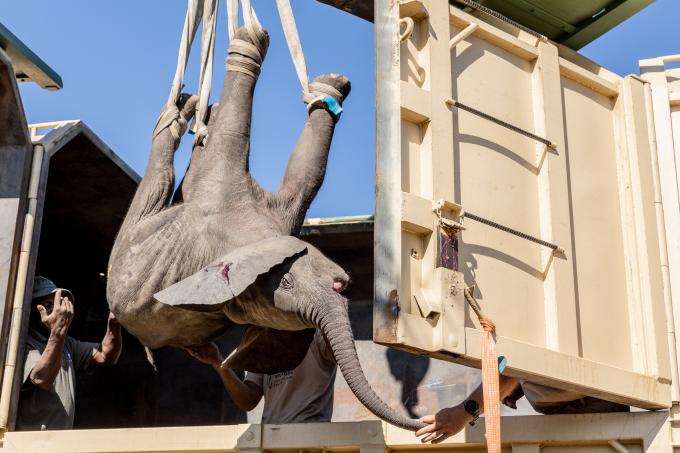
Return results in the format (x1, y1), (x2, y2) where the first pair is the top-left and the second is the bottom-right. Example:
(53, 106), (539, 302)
(5, 0), (680, 218)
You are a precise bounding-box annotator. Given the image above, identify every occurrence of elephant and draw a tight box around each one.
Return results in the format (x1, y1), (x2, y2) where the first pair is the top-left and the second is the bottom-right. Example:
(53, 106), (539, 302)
(106, 22), (424, 432)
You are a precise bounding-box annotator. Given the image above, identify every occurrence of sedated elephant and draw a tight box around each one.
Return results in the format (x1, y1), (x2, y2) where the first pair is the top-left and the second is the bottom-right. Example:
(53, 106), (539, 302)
(107, 22), (423, 431)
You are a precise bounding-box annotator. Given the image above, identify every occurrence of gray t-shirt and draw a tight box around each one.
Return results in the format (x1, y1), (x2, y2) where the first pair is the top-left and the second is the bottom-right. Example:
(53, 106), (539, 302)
(520, 381), (584, 407)
(245, 330), (336, 424)
(16, 329), (99, 431)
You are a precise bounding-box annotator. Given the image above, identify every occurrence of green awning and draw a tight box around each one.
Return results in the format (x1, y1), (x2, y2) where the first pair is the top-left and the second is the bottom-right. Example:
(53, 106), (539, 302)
(469, 0), (654, 49)
(317, 0), (655, 50)
(0, 22), (62, 90)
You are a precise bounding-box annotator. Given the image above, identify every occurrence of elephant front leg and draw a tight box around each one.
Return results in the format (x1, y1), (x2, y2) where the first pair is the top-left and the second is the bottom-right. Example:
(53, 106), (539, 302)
(119, 94), (197, 231)
(275, 74), (351, 234)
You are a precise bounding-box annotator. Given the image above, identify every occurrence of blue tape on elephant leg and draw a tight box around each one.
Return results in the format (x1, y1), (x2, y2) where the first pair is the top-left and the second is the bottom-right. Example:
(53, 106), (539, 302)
(322, 96), (343, 119)
(498, 355), (508, 373)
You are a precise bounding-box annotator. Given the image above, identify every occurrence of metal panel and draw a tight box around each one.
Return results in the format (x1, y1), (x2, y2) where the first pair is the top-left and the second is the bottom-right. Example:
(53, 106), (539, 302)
(0, 47), (32, 397)
(375, 0), (671, 409)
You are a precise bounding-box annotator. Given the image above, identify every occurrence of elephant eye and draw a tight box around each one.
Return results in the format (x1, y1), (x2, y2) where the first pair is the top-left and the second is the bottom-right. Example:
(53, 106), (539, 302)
(280, 273), (294, 290)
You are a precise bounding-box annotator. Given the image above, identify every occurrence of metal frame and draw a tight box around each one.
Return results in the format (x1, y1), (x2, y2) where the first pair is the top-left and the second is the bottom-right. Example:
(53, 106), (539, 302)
(3, 121), (139, 430)
(0, 412), (673, 452)
(640, 55), (680, 404)
(0, 47), (33, 422)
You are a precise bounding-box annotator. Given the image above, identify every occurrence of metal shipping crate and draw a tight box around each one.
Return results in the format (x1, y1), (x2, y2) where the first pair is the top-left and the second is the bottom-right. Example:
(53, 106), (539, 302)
(374, 0), (674, 409)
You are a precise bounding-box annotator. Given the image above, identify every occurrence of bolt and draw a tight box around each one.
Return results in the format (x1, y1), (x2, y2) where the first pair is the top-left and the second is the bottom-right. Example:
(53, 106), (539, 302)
(243, 431), (255, 441)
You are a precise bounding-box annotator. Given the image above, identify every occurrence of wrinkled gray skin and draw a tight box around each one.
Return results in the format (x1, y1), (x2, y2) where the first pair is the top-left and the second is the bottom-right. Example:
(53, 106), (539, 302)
(107, 26), (423, 431)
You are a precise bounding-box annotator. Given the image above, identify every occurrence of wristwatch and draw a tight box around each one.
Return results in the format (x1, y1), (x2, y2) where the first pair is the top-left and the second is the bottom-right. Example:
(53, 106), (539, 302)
(463, 399), (480, 426)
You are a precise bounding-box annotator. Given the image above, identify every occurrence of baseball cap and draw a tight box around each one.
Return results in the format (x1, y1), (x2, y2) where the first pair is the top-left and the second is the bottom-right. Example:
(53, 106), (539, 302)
(32, 276), (74, 302)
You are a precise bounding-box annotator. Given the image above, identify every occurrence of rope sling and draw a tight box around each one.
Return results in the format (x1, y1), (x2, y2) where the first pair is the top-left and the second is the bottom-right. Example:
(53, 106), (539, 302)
(154, 0), (344, 153)
(152, 0), (217, 147)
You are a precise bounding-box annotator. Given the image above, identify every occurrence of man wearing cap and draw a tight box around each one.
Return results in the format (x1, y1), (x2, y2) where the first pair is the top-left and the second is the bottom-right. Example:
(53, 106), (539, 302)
(16, 276), (123, 431)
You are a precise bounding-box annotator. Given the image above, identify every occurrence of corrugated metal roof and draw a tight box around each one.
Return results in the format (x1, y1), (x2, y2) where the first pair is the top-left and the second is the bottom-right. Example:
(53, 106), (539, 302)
(317, 0), (655, 50)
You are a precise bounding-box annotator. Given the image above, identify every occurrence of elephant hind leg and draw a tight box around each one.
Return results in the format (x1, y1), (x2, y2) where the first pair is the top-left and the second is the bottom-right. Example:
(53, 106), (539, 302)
(173, 103), (220, 205)
(186, 26), (270, 204)
(121, 94), (198, 231)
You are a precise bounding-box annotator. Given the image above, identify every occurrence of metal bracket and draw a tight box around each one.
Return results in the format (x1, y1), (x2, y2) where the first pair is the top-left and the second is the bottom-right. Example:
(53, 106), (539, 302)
(433, 199), (465, 231)
(414, 288), (440, 318)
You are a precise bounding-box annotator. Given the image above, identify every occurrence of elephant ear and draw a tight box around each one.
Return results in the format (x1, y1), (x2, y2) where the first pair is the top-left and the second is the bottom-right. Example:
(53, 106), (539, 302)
(154, 236), (307, 308)
(223, 326), (315, 374)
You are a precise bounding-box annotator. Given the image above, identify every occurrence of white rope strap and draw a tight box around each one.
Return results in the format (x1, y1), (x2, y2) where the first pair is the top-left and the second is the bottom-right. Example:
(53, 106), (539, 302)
(275, 0), (345, 119)
(308, 82), (343, 103)
(225, 0), (267, 78)
(193, 0), (219, 147)
(154, 0), (218, 147)
(153, 0), (203, 139)
(226, 39), (264, 77)
(275, 0), (309, 96)
(227, 0), (263, 40)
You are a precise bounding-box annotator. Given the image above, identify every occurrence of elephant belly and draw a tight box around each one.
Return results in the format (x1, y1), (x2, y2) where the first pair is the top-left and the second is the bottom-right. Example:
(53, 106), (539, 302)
(107, 221), (233, 348)
(122, 301), (231, 348)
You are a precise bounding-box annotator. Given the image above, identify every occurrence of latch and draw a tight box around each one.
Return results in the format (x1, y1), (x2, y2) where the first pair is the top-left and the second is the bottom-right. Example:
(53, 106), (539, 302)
(432, 199), (465, 231)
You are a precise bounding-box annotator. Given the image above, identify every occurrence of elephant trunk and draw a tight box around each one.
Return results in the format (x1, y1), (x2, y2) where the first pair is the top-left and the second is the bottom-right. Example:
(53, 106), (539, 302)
(314, 301), (426, 431)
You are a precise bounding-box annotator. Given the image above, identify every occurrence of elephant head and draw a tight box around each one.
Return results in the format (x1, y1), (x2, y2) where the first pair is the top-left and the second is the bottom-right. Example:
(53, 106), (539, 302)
(155, 235), (425, 431)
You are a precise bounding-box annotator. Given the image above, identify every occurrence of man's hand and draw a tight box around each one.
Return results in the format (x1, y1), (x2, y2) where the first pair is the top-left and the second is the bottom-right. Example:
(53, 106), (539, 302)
(37, 290), (73, 338)
(184, 343), (223, 366)
(416, 404), (472, 444)
(108, 311), (120, 326)
(91, 311), (123, 367)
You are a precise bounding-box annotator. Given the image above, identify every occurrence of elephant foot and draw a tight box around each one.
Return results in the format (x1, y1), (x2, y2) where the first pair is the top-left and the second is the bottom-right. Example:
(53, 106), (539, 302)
(227, 26), (270, 76)
(310, 73), (352, 106)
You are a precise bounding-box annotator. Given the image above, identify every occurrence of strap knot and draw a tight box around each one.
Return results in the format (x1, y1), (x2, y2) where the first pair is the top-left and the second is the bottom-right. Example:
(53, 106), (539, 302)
(193, 123), (209, 148)
(480, 318), (496, 333)
(304, 81), (345, 105)
(152, 102), (193, 142)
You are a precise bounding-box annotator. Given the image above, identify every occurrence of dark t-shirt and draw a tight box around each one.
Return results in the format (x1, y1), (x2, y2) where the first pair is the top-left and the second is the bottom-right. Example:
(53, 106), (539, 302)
(16, 329), (99, 431)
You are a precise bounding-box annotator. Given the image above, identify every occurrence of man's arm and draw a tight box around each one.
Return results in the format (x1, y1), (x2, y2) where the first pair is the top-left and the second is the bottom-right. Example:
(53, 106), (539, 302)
(185, 343), (263, 411)
(416, 375), (520, 444)
(28, 290), (73, 390)
(91, 312), (123, 366)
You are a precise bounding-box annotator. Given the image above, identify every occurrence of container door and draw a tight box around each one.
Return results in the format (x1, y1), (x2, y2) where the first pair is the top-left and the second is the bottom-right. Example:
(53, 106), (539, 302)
(375, 0), (672, 409)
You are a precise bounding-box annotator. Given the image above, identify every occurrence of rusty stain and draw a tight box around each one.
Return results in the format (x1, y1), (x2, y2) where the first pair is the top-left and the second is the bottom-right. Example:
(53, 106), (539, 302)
(374, 289), (399, 342)
(437, 227), (458, 270)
